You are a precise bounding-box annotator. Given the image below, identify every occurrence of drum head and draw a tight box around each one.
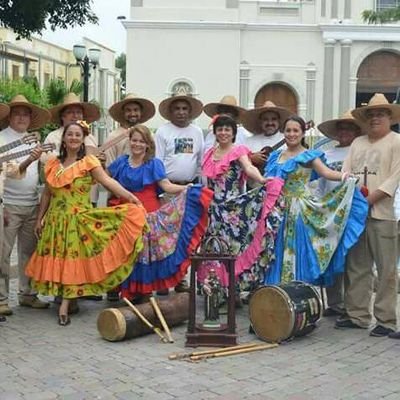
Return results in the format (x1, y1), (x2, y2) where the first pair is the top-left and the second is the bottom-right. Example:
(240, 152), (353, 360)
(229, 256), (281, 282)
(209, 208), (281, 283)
(249, 286), (294, 343)
(97, 308), (126, 342)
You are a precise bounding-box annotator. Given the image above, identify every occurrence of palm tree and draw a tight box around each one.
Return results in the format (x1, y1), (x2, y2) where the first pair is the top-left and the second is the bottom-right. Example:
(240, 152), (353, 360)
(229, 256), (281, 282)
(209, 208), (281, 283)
(363, 7), (400, 23)
(45, 78), (83, 106)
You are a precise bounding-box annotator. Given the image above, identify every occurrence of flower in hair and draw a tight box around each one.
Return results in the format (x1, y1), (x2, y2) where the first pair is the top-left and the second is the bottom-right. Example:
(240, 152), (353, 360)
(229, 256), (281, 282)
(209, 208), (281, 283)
(76, 120), (90, 131)
(208, 114), (221, 128)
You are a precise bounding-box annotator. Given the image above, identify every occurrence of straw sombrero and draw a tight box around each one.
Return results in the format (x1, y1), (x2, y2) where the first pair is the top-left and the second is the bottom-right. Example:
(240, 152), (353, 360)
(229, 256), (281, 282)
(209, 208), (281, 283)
(351, 93), (400, 124)
(203, 95), (246, 121)
(0, 103), (9, 122)
(8, 95), (51, 130)
(109, 93), (155, 125)
(243, 100), (292, 134)
(318, 110), (365, 140)
(159, 95), (203, 121)
(49, 93), (100, 125)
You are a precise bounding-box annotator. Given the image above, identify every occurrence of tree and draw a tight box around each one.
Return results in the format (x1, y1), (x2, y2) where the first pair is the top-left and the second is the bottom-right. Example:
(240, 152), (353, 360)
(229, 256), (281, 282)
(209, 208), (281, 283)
(45, 78), (83, 107)
(363, 7), (400, 23)
(115, 52), (126, 92)
(0, 0), (98, 39)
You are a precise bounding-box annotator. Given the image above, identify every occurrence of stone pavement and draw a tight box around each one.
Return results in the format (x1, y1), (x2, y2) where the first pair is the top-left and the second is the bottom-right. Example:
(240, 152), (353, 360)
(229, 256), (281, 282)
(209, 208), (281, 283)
(1, 294), (400, 400)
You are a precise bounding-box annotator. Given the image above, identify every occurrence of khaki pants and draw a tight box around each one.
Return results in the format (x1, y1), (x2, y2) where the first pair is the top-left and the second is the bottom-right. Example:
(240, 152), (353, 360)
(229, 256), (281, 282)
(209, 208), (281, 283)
(344, 218), (398, 330)
(0, 204), (38, 304)
(326, 273), (344, 312)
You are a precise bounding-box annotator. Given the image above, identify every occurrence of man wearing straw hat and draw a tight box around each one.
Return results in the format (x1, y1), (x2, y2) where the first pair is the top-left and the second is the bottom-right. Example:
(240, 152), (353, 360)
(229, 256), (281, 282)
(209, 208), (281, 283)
(43, 92), (100, 162)
(155, 94), (204, 293)
(0, 95), (50, 315)
(317, 110), (364, 318)
(335, 93), (400, 337)
(242, 101), (291, 171)
(203, 95), (250, 152)
(104, 93), (155, 166)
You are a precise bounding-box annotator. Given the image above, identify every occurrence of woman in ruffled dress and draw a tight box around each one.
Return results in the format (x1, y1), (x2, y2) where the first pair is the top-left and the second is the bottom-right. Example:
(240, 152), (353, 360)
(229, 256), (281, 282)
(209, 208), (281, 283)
(107, 124), (212, 302)
(264, 116), (368, 286)
(198, 115), (285, 293)
(25, 121), (147, 326)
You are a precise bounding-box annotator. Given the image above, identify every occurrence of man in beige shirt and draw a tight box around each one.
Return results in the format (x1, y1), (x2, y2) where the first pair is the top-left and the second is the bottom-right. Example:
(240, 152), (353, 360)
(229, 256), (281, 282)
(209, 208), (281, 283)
(104, 93), (155, 166)
(336, 94), (400, 337)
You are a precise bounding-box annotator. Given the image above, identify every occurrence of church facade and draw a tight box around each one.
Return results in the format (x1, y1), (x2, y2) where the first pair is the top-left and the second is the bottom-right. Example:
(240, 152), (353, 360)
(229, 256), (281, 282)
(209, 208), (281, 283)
(124, 0), (400, 129)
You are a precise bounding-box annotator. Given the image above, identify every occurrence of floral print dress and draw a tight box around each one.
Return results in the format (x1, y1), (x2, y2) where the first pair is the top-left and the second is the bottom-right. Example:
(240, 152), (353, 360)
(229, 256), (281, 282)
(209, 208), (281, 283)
(198, 145), (284, 288)
(264, 149), (369, 286)
(25, 155), (147, 299)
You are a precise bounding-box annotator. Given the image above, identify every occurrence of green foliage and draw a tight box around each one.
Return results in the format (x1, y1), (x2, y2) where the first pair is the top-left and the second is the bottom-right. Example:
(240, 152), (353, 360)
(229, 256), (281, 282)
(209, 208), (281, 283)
(115, 52), (126, 91)
(0, 0), (98, 39)
(362, 7), (400, 23)
(45, 78), (83, 107)
(0, 77), (47, 107)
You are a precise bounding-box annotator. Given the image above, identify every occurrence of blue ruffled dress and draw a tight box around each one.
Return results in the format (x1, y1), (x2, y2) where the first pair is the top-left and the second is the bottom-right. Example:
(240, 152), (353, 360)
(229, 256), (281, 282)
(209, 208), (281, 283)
(264, 149), (368, 286)
(108, 156), (212, 295)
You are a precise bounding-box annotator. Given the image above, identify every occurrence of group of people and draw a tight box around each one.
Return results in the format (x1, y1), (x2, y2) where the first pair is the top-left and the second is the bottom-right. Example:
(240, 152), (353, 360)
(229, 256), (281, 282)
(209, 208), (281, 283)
(0, 90), (399, 339)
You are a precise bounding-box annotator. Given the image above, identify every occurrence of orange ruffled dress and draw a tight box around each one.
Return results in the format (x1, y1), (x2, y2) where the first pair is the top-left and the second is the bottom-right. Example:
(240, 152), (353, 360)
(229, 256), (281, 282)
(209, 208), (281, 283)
(25, 155), (147, 299)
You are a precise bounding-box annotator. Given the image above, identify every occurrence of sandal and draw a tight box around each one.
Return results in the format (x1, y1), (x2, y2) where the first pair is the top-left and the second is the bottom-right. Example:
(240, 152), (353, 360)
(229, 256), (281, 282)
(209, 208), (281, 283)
(58, 314), (71, 326)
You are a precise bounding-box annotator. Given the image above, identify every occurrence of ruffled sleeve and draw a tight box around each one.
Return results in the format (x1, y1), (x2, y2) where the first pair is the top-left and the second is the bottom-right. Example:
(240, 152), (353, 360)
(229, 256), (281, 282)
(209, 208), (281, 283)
(45, 155), (101, 188)
(265, 149), (326, 181)
(109, 157), (166, 192)
(202, 144), (251, 179)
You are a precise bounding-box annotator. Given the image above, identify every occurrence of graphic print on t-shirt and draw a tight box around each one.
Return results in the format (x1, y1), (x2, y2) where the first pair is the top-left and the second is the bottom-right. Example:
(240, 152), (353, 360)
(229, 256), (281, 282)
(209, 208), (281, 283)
(329, 161), (343, 171)
(174, 138), (194, 154)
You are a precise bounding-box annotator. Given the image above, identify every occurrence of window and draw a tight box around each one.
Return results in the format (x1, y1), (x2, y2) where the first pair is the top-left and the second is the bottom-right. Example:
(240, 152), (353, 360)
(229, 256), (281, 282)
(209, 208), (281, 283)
(44, 72), (51, 86)
(376, 0), (400, 12)
(12, 65), (20, 80)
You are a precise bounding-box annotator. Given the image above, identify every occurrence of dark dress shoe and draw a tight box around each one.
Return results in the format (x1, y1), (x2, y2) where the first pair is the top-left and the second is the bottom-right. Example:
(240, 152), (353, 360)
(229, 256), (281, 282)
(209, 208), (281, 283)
(369, 325), (395, 337)
(388, 331), (400, 339)
(82, 295), (103, 301)
(335, 319), (364, 329)
(107, 291), (120, 302)
(58, 315), (71, 326)
(323, 307), (343, 317)
(0, 315), (6, 322)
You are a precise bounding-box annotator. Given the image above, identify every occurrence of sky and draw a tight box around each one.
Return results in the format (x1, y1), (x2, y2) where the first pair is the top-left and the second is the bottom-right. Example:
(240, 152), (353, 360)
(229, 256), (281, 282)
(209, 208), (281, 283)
(40, 0), (130, 55)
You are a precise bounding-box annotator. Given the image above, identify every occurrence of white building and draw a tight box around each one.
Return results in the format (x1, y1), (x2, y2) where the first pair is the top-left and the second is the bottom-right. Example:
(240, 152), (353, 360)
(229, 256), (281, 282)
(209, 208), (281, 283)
(124, 0), (400, 129)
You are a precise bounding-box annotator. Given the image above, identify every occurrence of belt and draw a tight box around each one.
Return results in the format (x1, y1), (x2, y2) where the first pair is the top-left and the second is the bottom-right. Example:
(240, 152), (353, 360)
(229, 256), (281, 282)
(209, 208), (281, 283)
(170, 178), (199, 185)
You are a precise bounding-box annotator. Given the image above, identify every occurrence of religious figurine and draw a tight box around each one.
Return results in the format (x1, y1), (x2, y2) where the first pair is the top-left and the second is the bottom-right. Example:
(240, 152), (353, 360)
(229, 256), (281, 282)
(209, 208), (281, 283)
(202, 268), (221, 329)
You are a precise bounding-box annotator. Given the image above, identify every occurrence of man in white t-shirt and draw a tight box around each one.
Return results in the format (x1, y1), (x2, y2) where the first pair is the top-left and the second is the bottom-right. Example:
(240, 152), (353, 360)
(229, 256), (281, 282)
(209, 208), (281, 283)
(155, 95), (204, 293)
(243, 101), (292, 172)
(104, 93), (155, 166)
(317, 110), (364, 318)
(203, 95), (250, 153)
(0, 95), (51, 316)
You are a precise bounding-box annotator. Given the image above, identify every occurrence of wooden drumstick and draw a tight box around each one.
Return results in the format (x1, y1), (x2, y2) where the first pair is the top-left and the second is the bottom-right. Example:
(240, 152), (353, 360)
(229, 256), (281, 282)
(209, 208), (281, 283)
(150, 297), (174, 343)
(122, 298), (168, 343)
(168, 342), (261, 360)
(190, 343), (278, 361)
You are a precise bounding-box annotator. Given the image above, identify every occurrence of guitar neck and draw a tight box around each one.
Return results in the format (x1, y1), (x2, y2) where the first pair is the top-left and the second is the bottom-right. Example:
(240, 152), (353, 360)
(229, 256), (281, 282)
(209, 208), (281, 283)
(0, 148), (33, 164)
(0, 138), (23, 155)
(271, 138), (286, 151)
(96, 131), (129, 155)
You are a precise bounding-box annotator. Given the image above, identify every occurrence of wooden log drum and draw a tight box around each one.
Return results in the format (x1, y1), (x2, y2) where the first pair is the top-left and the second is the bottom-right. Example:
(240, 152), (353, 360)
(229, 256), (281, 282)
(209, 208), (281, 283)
(97, 293), (189, 341)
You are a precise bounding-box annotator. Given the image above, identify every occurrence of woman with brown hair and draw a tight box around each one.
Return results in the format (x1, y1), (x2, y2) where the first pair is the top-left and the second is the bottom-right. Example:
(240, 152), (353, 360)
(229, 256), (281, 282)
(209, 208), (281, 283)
(25, 121), (147, 325)
(107, 124), (211, 302)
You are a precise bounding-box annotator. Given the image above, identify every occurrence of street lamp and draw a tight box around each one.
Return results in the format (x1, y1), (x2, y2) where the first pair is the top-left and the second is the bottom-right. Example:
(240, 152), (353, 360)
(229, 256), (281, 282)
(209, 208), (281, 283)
(73, 44), (101, 102)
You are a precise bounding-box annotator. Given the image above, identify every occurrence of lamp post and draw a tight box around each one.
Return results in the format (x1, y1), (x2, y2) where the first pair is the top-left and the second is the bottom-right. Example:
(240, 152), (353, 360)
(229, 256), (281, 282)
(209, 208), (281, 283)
(73, 44), (101, 102)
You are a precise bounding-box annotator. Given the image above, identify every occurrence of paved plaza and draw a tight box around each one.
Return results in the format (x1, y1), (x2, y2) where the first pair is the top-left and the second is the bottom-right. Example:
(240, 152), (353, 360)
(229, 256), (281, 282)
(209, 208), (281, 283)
(1, 293), (400, 400)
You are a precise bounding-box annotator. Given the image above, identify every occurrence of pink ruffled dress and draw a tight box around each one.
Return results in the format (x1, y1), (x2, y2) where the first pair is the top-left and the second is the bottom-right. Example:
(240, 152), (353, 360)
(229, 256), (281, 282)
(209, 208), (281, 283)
(198, 145), (284, 288)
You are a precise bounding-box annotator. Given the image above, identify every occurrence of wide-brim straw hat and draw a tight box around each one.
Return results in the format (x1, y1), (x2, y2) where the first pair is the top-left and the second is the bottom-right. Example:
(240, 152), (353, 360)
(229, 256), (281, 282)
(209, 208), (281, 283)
(351, 93), (400, 124)
(318, 110), (365, 140)
(49, 92), (100, 125)
(0, 103), (10, 122)
(243, 100), (292, 134)
(109, 93), (155, 125)
(159, 95), (203, 121)
(203, 95), (246, 121)
(8, 95), (51, 130)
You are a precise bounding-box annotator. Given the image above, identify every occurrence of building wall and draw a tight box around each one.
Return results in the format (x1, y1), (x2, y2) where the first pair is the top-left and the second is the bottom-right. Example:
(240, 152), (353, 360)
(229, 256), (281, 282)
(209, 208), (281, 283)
(125, 0), (400, 130)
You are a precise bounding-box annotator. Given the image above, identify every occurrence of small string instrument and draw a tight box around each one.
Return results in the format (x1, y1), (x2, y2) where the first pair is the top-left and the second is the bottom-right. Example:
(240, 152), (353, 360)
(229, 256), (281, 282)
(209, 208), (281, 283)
(0, 132), (40, 155)
(0, 143), (56, 164)
(255, 138), (286, 173)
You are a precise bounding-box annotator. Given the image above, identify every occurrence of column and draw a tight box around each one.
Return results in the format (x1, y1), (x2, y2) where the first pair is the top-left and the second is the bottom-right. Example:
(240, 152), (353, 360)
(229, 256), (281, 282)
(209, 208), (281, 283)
(322, 39), (336, 121)
(349, 77), (358, 110)
(339, 39), (352, 114)
(239, 61), (250, 108)
(305, 62), (316, 122)
(331, 0), (338, 19)
(344, 0), (352, 20)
